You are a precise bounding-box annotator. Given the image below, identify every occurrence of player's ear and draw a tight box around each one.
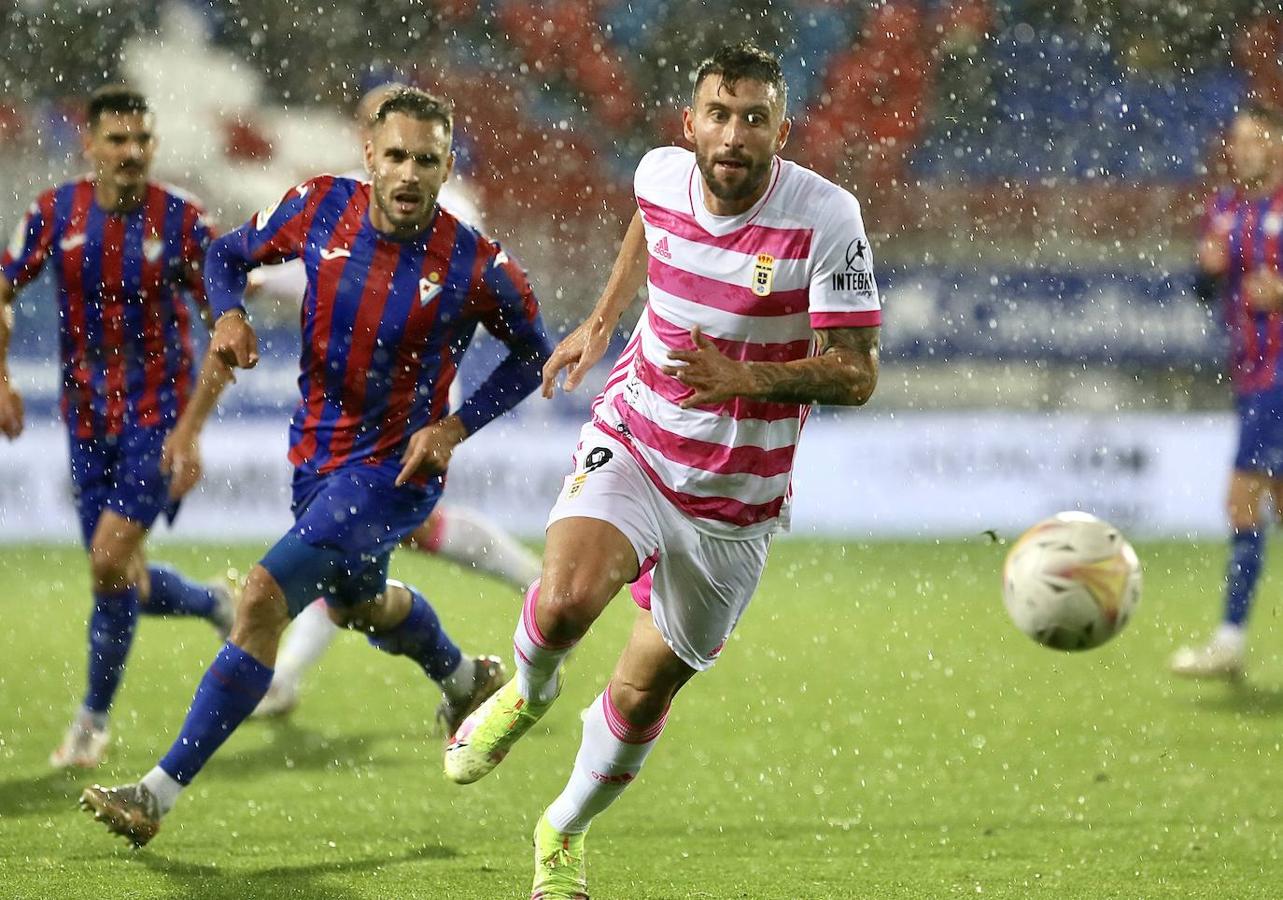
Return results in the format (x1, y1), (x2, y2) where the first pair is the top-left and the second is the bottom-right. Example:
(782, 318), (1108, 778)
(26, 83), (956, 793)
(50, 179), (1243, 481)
(681, 107), (695, 144)
(444, 150), (456, 181)
(775, 116), (791, 152)
(363, 137), (375, 176)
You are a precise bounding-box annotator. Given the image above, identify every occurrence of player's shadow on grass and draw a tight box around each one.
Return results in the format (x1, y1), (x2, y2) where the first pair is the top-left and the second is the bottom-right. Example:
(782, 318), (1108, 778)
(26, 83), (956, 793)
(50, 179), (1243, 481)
(136, 843), (458, 898)
(209, 722), (425, 781)
(1189, 681), (1283, 716)
(0, 770), (87, 818)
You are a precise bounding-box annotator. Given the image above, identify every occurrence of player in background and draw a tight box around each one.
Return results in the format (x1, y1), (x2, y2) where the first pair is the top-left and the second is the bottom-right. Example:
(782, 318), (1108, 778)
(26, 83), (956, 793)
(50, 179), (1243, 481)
(251, 82), (540, 720)
(79, 87), (552, 846)
(442, 44), (881, 897)
(0, 86), (233, 770)
(1172, 105), (1283, 679)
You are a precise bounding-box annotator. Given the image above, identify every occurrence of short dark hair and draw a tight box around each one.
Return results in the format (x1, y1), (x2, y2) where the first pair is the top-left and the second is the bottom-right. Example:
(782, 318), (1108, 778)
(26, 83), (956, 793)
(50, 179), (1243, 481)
(372, 87), (453, 134)
(87, 86), (149, 127)
(693, 42), (788, 111)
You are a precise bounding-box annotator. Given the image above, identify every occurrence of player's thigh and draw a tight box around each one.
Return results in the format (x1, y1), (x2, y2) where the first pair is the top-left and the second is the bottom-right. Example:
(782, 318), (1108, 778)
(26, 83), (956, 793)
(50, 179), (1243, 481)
(68, 433), (115, 546)
(104, 426), (179, 536)
(646, 529), (771, 672)
(543, 429), (664, 624)
(263, 468), (436, 616)
(608, 608), (699, 725)
(542, 516), (641, 620)
(88, 510), (150, 575)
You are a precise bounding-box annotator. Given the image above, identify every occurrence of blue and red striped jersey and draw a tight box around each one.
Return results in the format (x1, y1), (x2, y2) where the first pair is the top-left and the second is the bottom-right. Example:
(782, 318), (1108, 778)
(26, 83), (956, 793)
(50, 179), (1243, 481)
(1203, 186), (1283, 394)
(212, 175), (548, 482)
(1, 177), (214, 437)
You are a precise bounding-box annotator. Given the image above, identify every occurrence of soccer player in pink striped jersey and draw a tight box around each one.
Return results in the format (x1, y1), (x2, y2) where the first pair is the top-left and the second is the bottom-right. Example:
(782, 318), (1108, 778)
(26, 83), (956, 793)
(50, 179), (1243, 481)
(443, 42), (881, 898)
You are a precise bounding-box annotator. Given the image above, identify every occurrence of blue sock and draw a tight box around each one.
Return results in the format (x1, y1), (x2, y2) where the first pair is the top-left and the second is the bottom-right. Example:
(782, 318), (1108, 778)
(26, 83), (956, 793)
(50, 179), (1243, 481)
(158, 642), (273, 785)
(83, 586), (141, 713)
(367, 585), (463, 682)
(1225, 528), (1265, 627)
(144, 564), (217, 618)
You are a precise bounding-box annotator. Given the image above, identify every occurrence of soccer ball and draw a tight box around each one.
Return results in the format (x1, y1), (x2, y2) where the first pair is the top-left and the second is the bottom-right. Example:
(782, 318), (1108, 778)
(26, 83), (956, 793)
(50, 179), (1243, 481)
(1002, 511), (1142, 651)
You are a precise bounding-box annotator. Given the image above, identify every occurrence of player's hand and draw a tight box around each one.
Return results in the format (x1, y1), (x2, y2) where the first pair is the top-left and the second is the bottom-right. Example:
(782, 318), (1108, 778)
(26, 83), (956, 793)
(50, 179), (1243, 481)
(210, 310), (260, 370)
(396, 415), (468, 486)
(161, 426), (203, 501)
(0, 379), (24, 440)
(662, 326), (754, 408)
(541, 317), (612, 398)
(1245, 268), (1283, 313)
(1199, 235), (1229, 277)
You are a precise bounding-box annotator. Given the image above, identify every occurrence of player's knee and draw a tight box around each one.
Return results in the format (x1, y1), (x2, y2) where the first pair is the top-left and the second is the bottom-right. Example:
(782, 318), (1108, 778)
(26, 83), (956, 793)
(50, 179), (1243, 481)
(538, 577), (603, 638)
(343, 582), (411, 633)
(87, 543), (132, 591)
(1227, 501), (1260, 530)
(607, 679), (672, 730)
(230, 569), (290, 642)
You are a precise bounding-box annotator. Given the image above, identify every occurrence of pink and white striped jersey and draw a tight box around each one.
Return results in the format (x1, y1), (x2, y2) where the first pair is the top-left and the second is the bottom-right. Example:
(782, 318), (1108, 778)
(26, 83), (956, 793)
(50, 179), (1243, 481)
(590, 146), (882, 539)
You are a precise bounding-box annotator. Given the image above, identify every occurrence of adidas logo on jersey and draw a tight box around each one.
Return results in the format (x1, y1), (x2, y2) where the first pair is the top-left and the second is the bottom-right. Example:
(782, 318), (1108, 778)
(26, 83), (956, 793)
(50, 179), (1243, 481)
(653, 235), (672, 259)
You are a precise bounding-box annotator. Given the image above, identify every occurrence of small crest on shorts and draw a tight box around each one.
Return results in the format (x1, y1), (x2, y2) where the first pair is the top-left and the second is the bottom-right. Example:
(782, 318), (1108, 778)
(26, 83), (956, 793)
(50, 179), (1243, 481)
(567, 473), (588, 500)
(751, 253), (775, 297)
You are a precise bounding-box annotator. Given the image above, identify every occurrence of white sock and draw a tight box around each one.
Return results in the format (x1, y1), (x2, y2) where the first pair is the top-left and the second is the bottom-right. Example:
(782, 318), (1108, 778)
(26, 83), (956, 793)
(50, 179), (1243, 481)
(272, 599), (340, 692)
(141, 766), (184, 815)
(513, 580), (575, 704)
(441, 655), (477, 702)
(545, 686), (668, 834)
(1215, 623), (1246, 652)
(427, 504), (542, 590)
(80, 705), (109, 731)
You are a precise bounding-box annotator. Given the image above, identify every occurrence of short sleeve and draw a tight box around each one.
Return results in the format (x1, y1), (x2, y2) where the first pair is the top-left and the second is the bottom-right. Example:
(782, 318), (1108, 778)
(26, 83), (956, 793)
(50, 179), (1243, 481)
(243, 177), (325, 265)
(1, 191), (56, 289)
(469, 241), (547, 350)
(807, 191), (882, 330)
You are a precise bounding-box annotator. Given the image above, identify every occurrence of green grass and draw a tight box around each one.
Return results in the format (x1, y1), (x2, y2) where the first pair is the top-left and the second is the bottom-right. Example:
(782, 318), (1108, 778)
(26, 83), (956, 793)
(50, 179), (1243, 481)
(1, 539), (1282, 898)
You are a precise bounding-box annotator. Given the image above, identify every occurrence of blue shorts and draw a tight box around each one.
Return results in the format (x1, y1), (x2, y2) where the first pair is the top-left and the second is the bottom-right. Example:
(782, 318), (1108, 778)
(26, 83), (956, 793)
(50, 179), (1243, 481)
(259, 465), (441, 617)
(68, 426), (179, 546)
(1235, 387), (1283, 477)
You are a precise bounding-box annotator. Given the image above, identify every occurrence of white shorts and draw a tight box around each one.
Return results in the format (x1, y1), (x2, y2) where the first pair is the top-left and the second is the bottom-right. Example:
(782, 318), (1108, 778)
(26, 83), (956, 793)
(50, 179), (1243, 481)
(547, 423), (771, 671)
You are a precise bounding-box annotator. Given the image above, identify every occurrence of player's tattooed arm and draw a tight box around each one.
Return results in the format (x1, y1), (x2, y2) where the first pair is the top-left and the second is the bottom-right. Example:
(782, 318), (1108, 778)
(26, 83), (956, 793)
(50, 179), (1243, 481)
(665, 325), (879, 408)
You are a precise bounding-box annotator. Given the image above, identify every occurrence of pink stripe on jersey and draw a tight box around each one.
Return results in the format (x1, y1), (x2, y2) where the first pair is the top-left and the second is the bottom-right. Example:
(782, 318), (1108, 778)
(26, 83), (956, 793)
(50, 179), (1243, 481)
(634, 353), (802, 422)
(592, 330), (643, 418)
(612, 394), (794, 478)
(649, 257), (808, 318)
(810, 309), (882, 329)
(648, 307), (811, 363)
(637, 196), (812, 259)
(593, 419), (786, 527)
(603, 684), (668, 744)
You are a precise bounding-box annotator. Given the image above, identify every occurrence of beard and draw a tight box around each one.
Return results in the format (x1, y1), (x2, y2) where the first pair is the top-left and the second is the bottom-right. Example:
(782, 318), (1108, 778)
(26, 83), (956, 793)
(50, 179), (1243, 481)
(372, 176), (435, 233)
(695, 147), (772, 204)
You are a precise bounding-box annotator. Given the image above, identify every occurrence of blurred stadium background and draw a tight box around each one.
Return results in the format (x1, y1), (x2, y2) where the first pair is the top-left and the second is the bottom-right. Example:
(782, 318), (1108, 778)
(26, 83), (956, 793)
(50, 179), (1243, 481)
(0, 0), (1273, 541)
(7, 5), (1283, 898)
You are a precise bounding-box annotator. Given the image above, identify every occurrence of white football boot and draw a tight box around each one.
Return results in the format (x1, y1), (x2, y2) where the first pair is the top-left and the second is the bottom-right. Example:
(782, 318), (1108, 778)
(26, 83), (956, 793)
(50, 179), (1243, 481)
(1170, 639), (1246, 680)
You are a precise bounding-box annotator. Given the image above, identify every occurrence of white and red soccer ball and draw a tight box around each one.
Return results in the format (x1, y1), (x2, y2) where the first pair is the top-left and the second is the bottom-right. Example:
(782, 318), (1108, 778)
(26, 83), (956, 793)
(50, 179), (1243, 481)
(1002, 511), (1142, 651)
